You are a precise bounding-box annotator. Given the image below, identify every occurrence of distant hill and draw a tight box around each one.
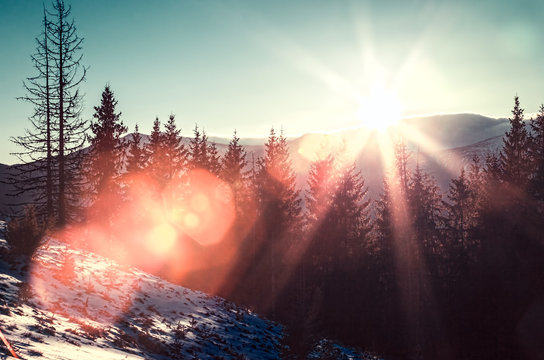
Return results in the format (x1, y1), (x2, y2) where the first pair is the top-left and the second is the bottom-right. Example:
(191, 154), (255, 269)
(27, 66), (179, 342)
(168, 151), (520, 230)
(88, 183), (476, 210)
(1, 113), (512, 217)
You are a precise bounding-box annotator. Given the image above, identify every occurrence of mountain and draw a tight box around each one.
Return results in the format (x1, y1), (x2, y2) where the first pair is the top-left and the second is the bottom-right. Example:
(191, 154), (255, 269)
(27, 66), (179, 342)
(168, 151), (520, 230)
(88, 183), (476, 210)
(0, 113), (511, 217)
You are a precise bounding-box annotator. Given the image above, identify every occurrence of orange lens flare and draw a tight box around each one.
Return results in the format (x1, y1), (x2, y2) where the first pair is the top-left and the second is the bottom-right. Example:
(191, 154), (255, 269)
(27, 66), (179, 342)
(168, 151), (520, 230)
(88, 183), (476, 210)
(27, 168), (239, 323)
(164, 169), (235, 247)
(146, 222), (177, 256)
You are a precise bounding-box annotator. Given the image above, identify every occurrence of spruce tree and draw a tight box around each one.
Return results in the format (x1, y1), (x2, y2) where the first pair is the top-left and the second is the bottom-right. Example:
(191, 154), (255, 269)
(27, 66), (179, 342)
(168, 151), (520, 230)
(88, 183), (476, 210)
(126, 124), (145, 174)
(408, 163), (442, 257)
(188, 125), (206, 170)
(257, 128), (302, 235)
(220, 131), (249, 217)
(86, 85), (127, 223)
(529, 104), (544, 200)
(207, 141), (222, 176)
(256, 128), (302, 316)
(87, 85), (127, 197)
(162, 114), (187, 182)
(329, 162), (372, 262)
(305, 154), (335, 230)
(145, 117), (167, 185)
(303, 153), (336, 278)
(443, 169), (477, 252)
(500, 95), (530, 186)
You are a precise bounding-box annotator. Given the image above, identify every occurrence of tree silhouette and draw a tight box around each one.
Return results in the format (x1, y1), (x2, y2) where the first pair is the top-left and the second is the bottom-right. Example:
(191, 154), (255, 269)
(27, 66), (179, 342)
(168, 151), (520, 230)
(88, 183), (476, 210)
(145, 117), (167, 185)
(220, 131), (250, 218)
(500, 95), (530, 186)
(86, 85), (127, 215)
(48, 0), (88, 225)
(126, 124), (145, 174)
(9, 6), (55, 219)
(529, 104), (544, 201)
(162, 114), (187, 182)
(9, 0), (87, 226)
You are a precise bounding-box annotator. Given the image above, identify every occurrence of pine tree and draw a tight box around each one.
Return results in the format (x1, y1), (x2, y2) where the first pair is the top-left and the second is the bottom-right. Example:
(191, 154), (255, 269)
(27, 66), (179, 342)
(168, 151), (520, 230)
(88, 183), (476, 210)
(443, 169), (477, 252)
(162, 114), (187, 182)
(87, 85), (127, 200)
(529, 104), (544, 200)
(500, 95), (530, 186)
(395, 137), (410, 195)
(220, 131), (249, 217)
(207, 141), (222, 176)
(303, 153), (336, 276)
(256, 128), (302, 316)
(305, 154), (335, 230)
(126, 124), (145, 174)
(329, 162), (372, 261)
(188, 125), (206, 170)
(257, 128), (302, 235)
(145, 117), (167, 184)
(408, 163), (442, 257)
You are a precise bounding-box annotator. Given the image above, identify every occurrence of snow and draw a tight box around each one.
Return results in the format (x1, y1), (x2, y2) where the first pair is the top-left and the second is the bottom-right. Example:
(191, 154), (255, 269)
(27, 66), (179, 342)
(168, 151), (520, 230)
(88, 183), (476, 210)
(308, 339), (383, 360)
(0, 234), (283, 359)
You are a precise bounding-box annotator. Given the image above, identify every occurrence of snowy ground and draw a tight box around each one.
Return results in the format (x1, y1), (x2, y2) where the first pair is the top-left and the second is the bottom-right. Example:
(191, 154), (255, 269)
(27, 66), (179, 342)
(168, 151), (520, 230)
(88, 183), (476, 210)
(0, 235), (283, 359)
(0, 223), (383, 360)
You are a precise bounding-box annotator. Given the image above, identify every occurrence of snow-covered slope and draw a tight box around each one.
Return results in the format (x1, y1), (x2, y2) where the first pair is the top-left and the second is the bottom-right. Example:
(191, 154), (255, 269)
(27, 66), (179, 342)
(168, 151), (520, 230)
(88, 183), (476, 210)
(0, 234), (283, 359)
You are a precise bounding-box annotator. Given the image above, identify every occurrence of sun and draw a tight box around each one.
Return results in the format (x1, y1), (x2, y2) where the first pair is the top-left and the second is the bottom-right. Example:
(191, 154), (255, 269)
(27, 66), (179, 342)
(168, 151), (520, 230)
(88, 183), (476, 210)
(357, 86), (403, 132)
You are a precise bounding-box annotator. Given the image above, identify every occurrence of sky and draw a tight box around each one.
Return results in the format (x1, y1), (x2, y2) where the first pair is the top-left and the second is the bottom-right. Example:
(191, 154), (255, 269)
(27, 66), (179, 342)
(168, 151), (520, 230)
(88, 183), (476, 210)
(1, 0), (544, 164)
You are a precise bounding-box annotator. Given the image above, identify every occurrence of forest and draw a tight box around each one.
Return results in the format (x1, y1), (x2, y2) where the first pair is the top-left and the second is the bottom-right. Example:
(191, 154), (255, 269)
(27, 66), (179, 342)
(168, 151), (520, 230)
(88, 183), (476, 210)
(3, 1), (544, 359)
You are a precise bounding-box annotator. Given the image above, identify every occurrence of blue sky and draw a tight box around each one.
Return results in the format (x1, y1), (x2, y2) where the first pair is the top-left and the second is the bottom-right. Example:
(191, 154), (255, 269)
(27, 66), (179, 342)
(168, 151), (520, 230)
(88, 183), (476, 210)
(1, 0), (544, 164)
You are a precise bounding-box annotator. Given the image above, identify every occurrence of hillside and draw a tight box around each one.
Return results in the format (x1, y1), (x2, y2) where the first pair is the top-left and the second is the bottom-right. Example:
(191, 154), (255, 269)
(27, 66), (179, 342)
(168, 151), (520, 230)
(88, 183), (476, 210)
(0, 224), (383, 360)
(0, 229), (283, 359)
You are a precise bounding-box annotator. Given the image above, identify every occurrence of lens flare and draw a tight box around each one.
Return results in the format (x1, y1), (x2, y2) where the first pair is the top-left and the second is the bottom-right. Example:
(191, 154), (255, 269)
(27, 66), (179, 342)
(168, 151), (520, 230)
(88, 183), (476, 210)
(146, 222), (177, 256)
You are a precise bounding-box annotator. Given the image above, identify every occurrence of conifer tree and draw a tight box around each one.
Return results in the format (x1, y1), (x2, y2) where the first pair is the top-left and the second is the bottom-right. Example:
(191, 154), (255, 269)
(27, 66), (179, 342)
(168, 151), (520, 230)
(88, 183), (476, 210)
(395, 137), (410, 195)
(162, 114), (186, 182)
(305, 154), (335, 230)
(87, 85), (127, 199)
(529, 104), (544, 200)
(220, 131), (249, 217)
(329, 162), (372, 262)
(303, 153), (336, 275)
(408, 163), (442, 256)
(126, 124), (145, 174)
(257, 128), (302, 236)
(145, 117), (166, 184)
(256, 128), (302, 316)
(500, 95), (530, 186)
(188, 125), (206, 170)
(207, 141), (222, 176)
(443, 169), (477, 252)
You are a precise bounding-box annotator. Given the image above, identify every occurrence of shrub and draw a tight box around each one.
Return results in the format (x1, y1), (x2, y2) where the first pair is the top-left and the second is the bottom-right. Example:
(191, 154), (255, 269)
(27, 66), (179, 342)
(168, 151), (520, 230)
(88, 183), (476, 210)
(6, 206), (45, 257)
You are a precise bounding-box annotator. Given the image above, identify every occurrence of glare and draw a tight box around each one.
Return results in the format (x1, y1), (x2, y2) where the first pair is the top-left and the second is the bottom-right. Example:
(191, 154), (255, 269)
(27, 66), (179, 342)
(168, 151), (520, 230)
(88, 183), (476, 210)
(147, 222), (177, 256)
(358, 86), (403, 132)
(184, 212), (200, 229)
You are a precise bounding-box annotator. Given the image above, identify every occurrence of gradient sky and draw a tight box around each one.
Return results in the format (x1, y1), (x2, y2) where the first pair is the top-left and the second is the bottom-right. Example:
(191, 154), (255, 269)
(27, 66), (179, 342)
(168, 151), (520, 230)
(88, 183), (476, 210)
(1, 0), (544, 164)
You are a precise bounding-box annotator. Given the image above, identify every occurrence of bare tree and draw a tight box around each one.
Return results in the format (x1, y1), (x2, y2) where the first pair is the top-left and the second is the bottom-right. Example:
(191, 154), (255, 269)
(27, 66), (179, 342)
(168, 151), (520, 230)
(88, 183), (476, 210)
(8, 0), (87, 226)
